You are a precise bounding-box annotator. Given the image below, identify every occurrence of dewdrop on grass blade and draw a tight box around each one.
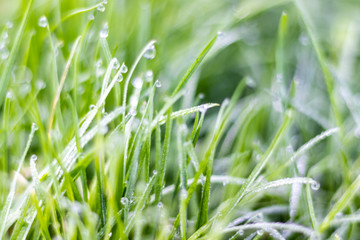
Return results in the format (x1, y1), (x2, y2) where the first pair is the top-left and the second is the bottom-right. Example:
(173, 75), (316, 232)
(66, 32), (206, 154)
(132, 77), (143, 89)
(32, 122), (39, 131)
(120, 63), (128, 73)
(155, 80), (162, 88)
(38, 16), (48, 28)
(0, 47), (9, 60)
(6, 21), (13, 29)
(217, 31), (224, 39)
(36, 80), (46, 90)
(144, 44), (156, 59)
(116, 74), (123, 82)
(311, 182), (320, 191)
(90, 104), (96, 110)
(157, 202), (164, 209)
(97, 3), (105, 12)
(113, 58), (120, 70)
(121, 197), (129, 205)
(145, 70), (153, 82)
(100, 22), (109, 38)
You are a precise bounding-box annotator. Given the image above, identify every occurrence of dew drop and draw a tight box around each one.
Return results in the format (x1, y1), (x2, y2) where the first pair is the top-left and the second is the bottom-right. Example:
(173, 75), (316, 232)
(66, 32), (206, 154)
(121, 197), (129, 205)
(88, 14), (95, 21)
(245, 77), (256, 88)
(116, 74), (123, 82)
(0, 47), (9, 60)
(32, 122), (39, 131)
(2, 32), (8, 41)
(108, 232), (112, 237)
(217, 31), (224, 39)
(95, 59), (102, 68)
(129, 108), (137, 116)
(256, 230), (264, 236)
(155, 80), (162, 88)
(90, 104), (96, 110)
(112, 58), (120, 70)
(6, 91), (13, 99)
(103, 0), (108, 4)
(237, 230), (244, 236)
(145, 70), (153, 82)
(120, 63), (128, 73)
(6, 21), (13, 29)
(36, 80), (46, 90)
(144, 44), (156, 59)
(30, 154), (38, 162)
(132, 77), (143, 89)
(97, 3), (106, 12)
(153, 170), (158, 175)
(100, 22), (109, 38)
(157, 202), (164, 209)
(198, 93), (205, 99)
(311, 182), (320, 191)
(199, 104), (209, 114)
(38, 16), (48, 28)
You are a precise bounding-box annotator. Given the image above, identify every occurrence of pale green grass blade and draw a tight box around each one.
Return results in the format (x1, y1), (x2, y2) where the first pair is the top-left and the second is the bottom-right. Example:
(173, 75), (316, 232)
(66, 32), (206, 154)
(0, 0), (33, 108)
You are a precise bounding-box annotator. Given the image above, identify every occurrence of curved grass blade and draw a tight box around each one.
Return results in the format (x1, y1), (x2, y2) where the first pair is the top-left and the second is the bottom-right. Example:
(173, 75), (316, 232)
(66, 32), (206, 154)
(171, 33), (220, 97)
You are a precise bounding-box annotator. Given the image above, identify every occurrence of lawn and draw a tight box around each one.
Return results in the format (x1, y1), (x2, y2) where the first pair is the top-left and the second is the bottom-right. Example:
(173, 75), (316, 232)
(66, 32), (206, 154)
(0, 0), (360, 239)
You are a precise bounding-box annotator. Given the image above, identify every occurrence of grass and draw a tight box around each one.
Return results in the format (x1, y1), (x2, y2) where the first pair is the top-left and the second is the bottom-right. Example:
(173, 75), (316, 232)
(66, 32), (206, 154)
(0, 0), (360, 239)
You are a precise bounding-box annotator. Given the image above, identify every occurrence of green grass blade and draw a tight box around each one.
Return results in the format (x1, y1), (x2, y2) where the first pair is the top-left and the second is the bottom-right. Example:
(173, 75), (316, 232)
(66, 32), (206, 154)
(0, 0), (33, 108)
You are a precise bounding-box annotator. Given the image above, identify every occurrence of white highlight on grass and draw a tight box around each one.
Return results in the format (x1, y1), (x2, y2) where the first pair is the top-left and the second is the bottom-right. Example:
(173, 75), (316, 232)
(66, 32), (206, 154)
(223, 222), (314, 237)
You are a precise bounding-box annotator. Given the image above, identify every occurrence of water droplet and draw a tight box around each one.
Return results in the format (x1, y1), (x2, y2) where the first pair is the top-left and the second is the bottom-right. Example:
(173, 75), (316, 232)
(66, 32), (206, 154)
(153, 170), (158, 175)
(199, 93), (205, 99)
(95, 59), (102, 68)
(116, 74), (123, 82)
(88, 14), (95, 21)
(132, 77), (143, 89)
(2, 32), (8, 41)
(199, 104), (209, 114)
(97, 3), (105, 12)
(112, 58), (120, 70)
(145, 70), (153, 82)
(32, 122), (39, 131)
(36, 80), (46, 90)
(90, 104), (96, 110)
(217, 31), (224, 39)
(120, 63), (128, 73)
(245, 77), (256, 88)
(129, 108), (137, 116)
(0, 47), (9, 60)
(108, 232), (112, 237)
(237, 230), (244, 236)
(256, 230), (264, 236)
(155, 80), (162, 88)
(157, 202), (164, 209)
(100, 22), (109, 38)
(38, 16), (48, 28)
(144, 44), (156, 59)
(311, 182), (320, 191)
(30, 154), (38, 162)
(121, 197), (129, 205)
(6, 91), (13, 99)
(6, 21), (13, 29)
(103, 0), (108, 4)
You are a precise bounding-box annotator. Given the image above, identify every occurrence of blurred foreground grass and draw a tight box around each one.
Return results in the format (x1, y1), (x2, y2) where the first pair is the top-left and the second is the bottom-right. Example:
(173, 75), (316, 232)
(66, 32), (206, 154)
(1, 0), (360, 239)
